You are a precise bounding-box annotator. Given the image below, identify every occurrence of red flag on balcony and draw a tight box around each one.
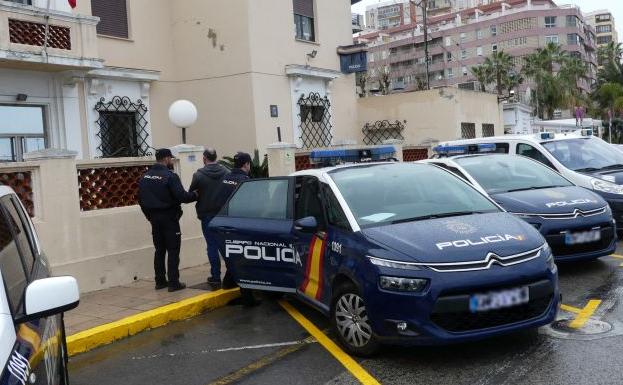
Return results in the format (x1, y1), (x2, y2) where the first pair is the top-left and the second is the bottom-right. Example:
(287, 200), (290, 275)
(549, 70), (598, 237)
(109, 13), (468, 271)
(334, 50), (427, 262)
(68, 0), (77, 8)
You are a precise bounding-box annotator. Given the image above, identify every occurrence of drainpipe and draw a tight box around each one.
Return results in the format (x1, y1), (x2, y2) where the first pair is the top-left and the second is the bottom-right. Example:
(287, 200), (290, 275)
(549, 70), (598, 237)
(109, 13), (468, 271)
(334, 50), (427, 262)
(41, 0), (52, 63)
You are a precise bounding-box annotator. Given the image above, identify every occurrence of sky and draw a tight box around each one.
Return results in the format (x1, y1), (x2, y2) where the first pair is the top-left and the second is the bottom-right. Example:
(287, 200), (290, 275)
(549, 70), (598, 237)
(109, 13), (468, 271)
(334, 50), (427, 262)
(351, 0), (623, 37)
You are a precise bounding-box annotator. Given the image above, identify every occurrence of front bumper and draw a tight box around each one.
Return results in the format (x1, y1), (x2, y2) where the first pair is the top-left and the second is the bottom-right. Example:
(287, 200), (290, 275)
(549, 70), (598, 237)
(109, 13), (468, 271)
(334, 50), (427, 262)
(363, 266), (559, 346)
(606, 198), (623, 229)
(543, 223), (616, 262)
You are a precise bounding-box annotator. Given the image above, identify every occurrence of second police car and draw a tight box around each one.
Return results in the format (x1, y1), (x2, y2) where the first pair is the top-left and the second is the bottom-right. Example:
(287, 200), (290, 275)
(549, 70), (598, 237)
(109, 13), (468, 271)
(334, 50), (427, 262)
(436, 130), (623, 231)
(423, 147), (616, 262)
(209, 148), (560, 355)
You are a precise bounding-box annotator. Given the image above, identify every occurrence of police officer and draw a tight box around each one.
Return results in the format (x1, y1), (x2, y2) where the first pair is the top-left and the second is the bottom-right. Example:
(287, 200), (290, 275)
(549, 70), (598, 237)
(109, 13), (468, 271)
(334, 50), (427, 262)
(218, 152), (260, 306)
(139, 148), (197, 292)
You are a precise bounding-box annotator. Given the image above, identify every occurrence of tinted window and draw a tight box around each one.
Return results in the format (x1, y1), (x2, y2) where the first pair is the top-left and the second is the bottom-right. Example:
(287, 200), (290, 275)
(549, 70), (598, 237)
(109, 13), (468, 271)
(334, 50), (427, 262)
(541, 137), (623, 172)
(227, 179), (290, 220)
(2, 197), (35, 273)
(0, 207), (27, 315)
(330, 164), (499, 228)
(517, 143), (556, 169)
(455, 155), (572, 194)
(322, 185), (350, 231)
(295, 177), (326, 230)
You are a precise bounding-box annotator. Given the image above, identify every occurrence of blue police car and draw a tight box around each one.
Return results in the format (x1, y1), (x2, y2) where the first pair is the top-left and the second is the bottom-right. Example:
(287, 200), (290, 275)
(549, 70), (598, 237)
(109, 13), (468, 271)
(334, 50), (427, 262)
(209, 161), (559, 355)
(0, 186), (79, 385)
(424, 149), (616, 262)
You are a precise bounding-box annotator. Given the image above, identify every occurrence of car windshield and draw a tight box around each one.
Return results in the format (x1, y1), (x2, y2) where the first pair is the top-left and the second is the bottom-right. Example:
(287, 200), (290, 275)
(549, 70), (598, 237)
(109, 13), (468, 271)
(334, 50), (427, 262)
(329, 163), (500, 228)
(455, 155), (572, 194)
(541, 137), (623, 172)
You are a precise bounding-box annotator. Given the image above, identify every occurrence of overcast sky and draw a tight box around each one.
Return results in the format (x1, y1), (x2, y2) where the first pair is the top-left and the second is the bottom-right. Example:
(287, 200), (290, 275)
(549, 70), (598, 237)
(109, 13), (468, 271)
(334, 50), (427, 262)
(351, 0), (623, 37)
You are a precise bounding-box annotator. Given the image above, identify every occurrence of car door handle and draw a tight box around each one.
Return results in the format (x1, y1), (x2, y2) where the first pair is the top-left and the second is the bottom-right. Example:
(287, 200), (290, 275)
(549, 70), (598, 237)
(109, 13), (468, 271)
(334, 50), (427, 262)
(214, 226), (236, 234)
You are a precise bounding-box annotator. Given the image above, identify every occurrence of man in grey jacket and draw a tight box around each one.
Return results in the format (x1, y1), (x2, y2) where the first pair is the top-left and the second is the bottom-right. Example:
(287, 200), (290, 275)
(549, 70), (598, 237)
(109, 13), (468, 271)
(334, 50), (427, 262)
(189, 148), (229, 287)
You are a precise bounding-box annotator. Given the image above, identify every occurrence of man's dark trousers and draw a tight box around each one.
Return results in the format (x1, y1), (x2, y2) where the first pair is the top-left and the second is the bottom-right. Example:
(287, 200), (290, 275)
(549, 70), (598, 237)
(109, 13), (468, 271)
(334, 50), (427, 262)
(151, 212), (181, 285)
(201, 216), (221, 280)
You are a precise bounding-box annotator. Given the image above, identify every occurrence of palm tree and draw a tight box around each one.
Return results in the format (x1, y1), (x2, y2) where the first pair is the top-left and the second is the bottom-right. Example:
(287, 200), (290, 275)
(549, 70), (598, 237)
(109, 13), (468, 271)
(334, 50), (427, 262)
(470, 64), (492, 92)
(597, 42), (623, 86)
(484, 51), (514, 95)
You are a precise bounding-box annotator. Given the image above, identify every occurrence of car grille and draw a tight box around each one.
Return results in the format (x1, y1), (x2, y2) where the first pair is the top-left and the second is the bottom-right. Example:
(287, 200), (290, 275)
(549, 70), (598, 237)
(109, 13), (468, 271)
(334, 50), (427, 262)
(423, 247), (541, 273)
(430, 295), (553, 333)
(512, 206), (608, 220)
(545, 226), (614, 257)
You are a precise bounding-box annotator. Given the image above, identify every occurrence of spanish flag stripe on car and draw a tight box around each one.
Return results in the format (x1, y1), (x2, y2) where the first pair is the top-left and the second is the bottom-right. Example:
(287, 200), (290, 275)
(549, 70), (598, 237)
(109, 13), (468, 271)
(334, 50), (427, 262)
(301, 236), (326, 300)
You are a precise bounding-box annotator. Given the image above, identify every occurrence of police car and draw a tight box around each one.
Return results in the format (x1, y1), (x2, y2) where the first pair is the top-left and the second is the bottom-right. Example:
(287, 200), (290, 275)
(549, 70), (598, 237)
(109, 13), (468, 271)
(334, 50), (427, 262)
(0, 186), (79, 385)
(436, 130), (623, 230)
(209, 151), (559, 355)
(423, 148), (616, 262)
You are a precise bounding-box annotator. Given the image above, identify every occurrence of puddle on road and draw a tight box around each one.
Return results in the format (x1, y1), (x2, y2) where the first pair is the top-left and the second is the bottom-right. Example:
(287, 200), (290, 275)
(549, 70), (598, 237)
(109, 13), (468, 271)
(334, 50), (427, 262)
(540, 317), (622, 341)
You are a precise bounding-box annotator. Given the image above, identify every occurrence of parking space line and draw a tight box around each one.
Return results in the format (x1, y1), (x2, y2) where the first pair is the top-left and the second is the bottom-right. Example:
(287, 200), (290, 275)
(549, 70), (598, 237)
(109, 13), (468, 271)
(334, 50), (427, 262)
(279, 300), (381, 385)
(560, 304), (582, 314)
(569, 300), (602, 329)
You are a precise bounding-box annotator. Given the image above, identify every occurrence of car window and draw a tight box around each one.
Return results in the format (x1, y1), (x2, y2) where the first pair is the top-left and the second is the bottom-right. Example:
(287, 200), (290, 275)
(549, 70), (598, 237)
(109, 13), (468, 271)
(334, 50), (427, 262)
(226, 179), (290, 220)
(516, 143), (556, 170)
(295, 177), (327, 230)
(541, 137), (623, 172)
(329, 163), (500, 228)
(0, 206), (28, 316)
(322, 185), (351, 231)
(455, 155), (572, 194)
(2, 196), (35, 274)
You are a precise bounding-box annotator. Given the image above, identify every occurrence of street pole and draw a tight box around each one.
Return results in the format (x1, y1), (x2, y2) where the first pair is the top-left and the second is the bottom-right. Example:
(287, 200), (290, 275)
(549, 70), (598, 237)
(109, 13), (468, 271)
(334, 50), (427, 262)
(423, 0), (430, 90)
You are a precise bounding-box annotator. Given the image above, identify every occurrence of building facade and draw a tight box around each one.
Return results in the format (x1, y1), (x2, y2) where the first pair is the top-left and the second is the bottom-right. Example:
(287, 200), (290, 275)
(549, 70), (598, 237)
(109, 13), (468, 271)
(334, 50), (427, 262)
(360, 0), (597, 95)
(585, 10), (618, 48)
(365, 0), (418, 30)
(0, 0), (362, 162)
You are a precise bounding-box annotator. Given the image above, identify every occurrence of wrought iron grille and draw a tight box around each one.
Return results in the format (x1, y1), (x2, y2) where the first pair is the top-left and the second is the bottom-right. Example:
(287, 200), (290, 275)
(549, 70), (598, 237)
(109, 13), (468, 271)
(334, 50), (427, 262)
(95, 96), (151, 158)
(295, 154), (312, 171)
(0, 171), (34, 217)
(9, 19), (71, 50)
(461, 122), (476, 139)
(78, 165), (150, 211)
(403, 148), (429, 162)
(482, 123), (495, 137)
(362, 120), (405, 145)
(298, 93), (333, 149)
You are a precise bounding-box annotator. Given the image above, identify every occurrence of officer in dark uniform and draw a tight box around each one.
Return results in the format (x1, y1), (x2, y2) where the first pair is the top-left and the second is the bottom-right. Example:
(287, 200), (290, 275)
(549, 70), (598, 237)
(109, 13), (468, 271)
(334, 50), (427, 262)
(218, 152), (260, 306)
(139, 148), (197, 292)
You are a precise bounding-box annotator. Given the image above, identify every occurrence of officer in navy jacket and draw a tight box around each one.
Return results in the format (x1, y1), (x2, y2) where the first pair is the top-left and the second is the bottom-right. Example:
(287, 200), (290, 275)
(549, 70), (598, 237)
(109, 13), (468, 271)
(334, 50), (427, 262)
(139, 148), (197, 292)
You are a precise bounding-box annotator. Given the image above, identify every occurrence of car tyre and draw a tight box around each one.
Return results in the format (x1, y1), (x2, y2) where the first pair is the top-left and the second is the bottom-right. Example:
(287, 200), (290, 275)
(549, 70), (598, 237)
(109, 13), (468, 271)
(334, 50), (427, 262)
(59, 316), (70, 385)
(331, 282), (380, 357)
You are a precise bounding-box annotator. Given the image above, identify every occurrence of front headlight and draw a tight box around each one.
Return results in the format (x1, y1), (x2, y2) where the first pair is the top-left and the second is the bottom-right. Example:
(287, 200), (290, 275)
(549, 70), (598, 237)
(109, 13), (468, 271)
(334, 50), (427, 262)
(542, 243), (557, 273)
(379, 276), (428, 292)
(367, 256), (421, 271)
(591, 178), (623, 195)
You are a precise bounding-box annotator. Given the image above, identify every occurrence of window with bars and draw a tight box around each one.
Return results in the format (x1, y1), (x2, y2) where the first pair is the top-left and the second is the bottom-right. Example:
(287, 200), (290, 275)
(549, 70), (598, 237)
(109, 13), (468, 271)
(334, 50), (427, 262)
(461, 123), (476, 139)
(294, 0), (315, 42)
(91, 0), (129, 39)
(482, 124), (495, 137)
(95, 97), (150, 158)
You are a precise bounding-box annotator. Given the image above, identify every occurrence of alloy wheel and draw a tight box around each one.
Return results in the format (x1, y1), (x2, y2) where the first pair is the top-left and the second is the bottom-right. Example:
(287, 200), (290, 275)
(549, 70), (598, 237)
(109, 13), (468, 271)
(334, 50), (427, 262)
(334, 293), (372, 348)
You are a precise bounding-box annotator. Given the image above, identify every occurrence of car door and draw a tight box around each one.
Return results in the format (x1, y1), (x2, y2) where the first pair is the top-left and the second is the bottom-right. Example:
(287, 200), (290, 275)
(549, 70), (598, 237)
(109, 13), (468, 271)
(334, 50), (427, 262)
(292, 176), (333, 309)
(0, 195), (65, 385)
(210, 177), (299, 292)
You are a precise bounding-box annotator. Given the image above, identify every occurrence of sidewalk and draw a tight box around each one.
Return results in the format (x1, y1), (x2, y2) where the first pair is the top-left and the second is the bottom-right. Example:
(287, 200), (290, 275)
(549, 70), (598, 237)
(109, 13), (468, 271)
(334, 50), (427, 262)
(65, 264), (222, 335)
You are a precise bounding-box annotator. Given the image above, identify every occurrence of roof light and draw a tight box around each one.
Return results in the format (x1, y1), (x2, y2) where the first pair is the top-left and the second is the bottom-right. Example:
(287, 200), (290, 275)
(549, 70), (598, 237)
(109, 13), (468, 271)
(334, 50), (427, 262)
(539, 132), (555, 140)
(433, 143), (496, 156)
(309, 146), (396, 165)
(581, 129), (593, 137)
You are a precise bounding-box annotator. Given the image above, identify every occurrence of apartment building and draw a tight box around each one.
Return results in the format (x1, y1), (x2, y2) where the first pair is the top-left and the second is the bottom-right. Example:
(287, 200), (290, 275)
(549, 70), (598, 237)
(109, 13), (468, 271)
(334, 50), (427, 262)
(0, 0), (363, 162)
(585, 10), (618, 48)
(365, 0), (418, 30)
(361, 0), (597, 95)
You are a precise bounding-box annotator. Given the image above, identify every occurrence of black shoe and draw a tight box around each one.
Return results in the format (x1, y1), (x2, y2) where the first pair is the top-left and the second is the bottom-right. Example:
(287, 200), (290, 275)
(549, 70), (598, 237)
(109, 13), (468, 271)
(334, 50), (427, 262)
(222, 280), (238, 290)
(155, 282), (168, 290)
(168, 282), (186, 292)
(207, 277), (222, 289)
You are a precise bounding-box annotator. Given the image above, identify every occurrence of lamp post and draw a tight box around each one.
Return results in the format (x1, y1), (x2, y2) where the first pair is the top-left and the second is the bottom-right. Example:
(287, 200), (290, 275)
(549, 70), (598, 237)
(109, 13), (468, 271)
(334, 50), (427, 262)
(168, 100), (198, 144)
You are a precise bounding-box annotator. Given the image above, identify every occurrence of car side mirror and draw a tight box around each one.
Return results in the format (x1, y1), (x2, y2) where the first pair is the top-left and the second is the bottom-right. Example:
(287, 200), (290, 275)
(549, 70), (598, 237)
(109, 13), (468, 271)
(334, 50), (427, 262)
(294, 216), (318, 233)
(22, 277), (80, 322)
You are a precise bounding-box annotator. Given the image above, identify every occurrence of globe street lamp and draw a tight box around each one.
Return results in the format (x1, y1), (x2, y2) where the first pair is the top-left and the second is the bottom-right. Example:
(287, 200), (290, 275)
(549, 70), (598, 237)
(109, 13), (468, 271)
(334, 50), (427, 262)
(168, 100), (198, 144)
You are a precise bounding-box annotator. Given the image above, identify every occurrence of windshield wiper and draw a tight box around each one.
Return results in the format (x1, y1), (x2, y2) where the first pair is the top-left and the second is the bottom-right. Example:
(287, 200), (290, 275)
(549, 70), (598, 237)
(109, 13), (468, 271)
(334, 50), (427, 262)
(599, 164), (623, 172)
(390, 211), (486, 224)
(505, 186), (555, 193)
(574, 167), (600, 173)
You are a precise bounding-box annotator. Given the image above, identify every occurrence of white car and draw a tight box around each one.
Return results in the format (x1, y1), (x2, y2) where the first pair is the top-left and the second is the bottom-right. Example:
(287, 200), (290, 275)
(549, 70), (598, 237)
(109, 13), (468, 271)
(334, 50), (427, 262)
(436, 130), (623, 230)
(0, 186), (79, 385)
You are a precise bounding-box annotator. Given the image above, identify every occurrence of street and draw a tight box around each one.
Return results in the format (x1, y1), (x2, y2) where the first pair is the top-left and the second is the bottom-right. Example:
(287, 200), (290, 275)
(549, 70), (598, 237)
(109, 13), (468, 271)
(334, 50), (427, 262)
(70, 245), (623, 385)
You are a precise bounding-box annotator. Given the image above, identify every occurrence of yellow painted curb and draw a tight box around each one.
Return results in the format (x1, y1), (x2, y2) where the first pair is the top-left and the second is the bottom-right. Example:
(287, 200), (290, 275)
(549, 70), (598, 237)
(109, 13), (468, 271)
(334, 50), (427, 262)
(66, 288), (240, 356)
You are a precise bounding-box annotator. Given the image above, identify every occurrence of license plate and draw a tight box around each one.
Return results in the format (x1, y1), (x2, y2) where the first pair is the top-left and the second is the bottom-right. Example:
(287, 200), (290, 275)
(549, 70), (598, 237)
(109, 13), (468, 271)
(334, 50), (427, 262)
(565, 229), (601, 245)
(469, 287), (530, 313)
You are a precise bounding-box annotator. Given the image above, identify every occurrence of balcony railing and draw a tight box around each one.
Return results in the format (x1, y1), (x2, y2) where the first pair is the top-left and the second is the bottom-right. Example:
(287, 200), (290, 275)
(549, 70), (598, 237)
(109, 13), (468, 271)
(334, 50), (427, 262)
(0, 1), (102, 69)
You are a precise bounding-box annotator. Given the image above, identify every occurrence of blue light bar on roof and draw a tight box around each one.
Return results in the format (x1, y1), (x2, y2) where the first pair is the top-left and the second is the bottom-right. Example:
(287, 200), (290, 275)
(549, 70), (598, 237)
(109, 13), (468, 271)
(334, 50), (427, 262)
(433, 143), (496, 156)
(539, 132), (555, 140)
(309, 146), (396, 164)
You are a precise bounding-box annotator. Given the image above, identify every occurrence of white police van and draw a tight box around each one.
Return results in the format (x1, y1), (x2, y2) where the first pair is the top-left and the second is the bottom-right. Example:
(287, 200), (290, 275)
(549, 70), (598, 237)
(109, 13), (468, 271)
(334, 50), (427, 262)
(437, 130), (623, 230)
(0, 186), (79, 385)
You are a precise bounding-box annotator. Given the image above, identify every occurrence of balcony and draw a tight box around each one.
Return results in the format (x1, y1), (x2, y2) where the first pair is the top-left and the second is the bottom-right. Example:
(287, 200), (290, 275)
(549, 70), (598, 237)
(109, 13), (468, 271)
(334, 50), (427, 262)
(0, 1), (102, 70)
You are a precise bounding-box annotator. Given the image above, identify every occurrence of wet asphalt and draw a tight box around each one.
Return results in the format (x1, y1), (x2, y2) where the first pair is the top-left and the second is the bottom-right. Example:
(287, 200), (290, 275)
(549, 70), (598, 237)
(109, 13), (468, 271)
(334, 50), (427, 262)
(70, 244), (623, 385)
